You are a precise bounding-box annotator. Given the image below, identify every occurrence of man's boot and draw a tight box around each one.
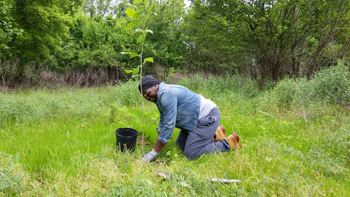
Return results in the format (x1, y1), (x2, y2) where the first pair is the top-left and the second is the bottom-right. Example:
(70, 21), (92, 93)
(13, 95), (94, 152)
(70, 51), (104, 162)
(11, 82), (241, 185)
(226, 132), (242, 149)
(215, 125), (226, 142)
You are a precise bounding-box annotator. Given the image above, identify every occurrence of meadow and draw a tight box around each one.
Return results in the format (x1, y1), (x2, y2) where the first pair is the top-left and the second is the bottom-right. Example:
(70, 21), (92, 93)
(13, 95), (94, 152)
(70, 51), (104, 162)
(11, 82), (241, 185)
(1, 64), (350, 196)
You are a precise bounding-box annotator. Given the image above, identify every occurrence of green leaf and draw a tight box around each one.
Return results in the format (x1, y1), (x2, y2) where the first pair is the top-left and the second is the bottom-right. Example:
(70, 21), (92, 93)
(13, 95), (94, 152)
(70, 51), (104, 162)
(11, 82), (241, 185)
(125, 69), (133, 73)
(133, 67), (140, 75)
(134, 12), (142, 18)
(147, 57), (153, 62)
(145, 29), (153, 34)
(152, 11), (158, 16)
(137, 35), (144, 43)
(126, 22), (136, 28)
(135, 28), (142, 32)
(131, 75), (139, 78)
(143, 57), (153, 65)
(134, 0), (142, 4)
(131, 53), (139, 58)
(120, 52), (131, 55)
(125, 8), (135, 17)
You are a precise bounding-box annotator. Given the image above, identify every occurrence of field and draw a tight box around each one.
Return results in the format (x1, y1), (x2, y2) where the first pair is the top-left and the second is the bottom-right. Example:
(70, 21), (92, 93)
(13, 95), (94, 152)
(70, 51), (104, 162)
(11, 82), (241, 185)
(1, 67), (350, 196)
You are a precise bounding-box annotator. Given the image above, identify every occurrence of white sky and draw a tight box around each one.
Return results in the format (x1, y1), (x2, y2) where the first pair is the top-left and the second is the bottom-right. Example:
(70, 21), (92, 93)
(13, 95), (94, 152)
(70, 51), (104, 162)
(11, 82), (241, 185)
(185, 0), (191, 7)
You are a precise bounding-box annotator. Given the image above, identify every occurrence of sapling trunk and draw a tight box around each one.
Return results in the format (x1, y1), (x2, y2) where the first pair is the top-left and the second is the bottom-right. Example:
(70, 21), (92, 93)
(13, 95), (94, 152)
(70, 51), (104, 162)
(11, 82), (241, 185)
(140, 8), (147, 157)
(124, 0), (155, 157)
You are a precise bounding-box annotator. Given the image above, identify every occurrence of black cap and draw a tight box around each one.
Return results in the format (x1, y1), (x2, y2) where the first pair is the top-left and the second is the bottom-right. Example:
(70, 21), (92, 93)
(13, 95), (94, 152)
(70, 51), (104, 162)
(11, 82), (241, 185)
(138, 75), (161, 93)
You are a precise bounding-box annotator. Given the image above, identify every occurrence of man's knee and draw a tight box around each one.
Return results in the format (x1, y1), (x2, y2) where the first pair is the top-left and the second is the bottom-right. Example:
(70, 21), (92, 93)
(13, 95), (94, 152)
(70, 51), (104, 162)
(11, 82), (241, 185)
(184, 150), (200, 160)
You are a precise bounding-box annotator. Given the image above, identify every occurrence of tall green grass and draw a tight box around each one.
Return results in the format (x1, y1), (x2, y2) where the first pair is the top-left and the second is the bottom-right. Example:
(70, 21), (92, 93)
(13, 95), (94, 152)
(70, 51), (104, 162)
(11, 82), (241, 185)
(1, 65), (350, 196)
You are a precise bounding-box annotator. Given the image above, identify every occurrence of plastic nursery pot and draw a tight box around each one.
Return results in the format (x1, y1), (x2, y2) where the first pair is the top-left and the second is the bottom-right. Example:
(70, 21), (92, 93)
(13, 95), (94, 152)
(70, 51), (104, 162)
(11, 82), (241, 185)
(115, 128), (139, 152)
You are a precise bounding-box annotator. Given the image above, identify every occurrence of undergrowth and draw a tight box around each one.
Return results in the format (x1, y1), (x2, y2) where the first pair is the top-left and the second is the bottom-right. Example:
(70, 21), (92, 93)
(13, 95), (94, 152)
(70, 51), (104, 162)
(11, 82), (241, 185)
(0, 64), (350, 196)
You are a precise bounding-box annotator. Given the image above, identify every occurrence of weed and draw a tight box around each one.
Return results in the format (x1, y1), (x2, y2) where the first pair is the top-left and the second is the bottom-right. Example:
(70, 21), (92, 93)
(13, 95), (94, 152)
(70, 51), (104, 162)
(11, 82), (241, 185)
(0, 152), (23, 195)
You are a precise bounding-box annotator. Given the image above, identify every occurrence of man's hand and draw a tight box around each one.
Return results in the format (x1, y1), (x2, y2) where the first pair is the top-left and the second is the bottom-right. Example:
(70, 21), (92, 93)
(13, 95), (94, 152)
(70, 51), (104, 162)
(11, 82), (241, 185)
(142, 149), (158, 163)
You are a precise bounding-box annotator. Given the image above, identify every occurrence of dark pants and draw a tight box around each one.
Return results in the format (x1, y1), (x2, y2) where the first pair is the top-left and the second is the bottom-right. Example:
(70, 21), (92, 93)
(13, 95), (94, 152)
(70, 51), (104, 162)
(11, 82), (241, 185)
(175, 107), (230, 159)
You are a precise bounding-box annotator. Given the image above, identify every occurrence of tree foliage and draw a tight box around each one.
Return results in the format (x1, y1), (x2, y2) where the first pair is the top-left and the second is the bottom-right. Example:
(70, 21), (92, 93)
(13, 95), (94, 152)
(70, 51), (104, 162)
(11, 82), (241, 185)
(4, 0), (84, 62)
(0, 0), (23, 60)
(186, 0), (350, 87)
(1, 0), (350, 88)
(82, 0), (126, 17)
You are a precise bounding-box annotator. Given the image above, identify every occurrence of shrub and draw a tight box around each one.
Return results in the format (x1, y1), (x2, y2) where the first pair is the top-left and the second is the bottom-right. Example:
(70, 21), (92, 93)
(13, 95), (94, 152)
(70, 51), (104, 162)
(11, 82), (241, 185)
(259, 61), (350, 111)
(112, 80), (141, 106)
(311, 62), (350, 106)
(176, 73), (261, 100)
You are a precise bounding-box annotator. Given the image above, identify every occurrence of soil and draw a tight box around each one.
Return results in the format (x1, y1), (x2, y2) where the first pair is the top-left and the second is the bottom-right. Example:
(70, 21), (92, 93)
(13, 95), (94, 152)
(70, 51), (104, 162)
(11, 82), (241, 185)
(136, 136), (152, 148)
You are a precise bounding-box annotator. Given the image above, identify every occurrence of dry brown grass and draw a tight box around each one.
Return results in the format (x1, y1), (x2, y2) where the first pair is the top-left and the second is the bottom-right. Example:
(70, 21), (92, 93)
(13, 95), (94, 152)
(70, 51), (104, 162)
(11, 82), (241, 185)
(0, 61), (128, 91)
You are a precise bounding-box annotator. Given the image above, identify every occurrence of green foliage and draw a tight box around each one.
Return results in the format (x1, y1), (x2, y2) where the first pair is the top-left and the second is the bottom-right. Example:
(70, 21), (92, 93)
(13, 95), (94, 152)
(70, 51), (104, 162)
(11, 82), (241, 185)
(0, 0), (188, 82)
(2, 0), (350, 89)
(9, 0), (84, 62)
(0, 152), (23, 195)
(142, 0), (187, 68)
(52, 9), (137, 72)
(82, 0), (120, 18)
(267, 78), (298, 109)
(175, 74), (261, 101)
(121, 0), (158, 79)
(0, 0), (23, 60)
(110, 80), (141, 106)
(312, 62), (350, 105)
(185, 0), (350, 85)
(181, 1), (238, 72)
(259, 63), (350, 111)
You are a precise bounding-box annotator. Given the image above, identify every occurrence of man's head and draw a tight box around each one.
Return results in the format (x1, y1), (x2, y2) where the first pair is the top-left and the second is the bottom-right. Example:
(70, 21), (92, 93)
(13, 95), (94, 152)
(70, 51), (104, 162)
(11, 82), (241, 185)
(138, 75), (161, 103)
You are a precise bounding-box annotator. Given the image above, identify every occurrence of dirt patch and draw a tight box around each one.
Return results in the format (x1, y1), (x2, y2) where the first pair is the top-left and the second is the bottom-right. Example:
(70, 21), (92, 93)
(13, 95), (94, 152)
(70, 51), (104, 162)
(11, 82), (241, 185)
(136, 136), (152, 148)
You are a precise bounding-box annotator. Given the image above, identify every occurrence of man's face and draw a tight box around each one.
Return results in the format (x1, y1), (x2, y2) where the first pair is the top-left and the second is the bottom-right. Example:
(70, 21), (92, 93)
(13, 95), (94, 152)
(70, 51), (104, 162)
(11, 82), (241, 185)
(142, 85), (158, 103)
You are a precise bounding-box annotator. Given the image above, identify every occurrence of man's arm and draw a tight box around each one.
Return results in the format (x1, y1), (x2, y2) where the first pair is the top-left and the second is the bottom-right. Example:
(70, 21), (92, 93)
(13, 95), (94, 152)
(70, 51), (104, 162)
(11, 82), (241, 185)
(142, 92), (177, 162)
(154, 134), (166, 153)
(157, 92), (177, 144)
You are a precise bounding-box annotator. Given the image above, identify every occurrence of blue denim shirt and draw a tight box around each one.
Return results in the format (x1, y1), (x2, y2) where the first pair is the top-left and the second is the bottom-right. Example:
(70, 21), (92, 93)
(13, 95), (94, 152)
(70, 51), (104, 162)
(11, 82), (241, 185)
(156, 83), (200, 143)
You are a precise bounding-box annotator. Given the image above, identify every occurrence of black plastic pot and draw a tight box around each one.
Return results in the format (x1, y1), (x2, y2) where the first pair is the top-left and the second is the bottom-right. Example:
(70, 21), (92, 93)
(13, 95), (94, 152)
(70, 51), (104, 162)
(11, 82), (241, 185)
(115, 128), (139, 152)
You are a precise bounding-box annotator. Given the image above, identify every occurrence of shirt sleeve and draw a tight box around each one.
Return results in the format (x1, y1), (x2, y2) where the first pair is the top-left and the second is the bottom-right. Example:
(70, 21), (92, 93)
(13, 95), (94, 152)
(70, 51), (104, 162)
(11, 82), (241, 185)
(157, 92), (177, 144)
(157, 109), (164, 134)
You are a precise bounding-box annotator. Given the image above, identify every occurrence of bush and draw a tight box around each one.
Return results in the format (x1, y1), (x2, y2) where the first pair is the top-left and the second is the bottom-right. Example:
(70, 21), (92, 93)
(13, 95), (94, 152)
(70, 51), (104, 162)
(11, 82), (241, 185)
(175, 73), (261, 100)
(111, 80), (141, 106)
(259, 61), (350, 111)
(312, 62), (350, 106)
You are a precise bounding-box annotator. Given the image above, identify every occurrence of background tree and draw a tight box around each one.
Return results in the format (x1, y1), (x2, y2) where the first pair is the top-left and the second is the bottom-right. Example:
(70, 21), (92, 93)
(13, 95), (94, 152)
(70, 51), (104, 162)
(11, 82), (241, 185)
(144, 0), (187, 73)
(7, 0), (84, 64)
(82, 0), (127, 17)
(181, 0), (240, 74)
(185, 0), (350, 88)
(2, 0), (350, 88)
(0, 0), (22, 60)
